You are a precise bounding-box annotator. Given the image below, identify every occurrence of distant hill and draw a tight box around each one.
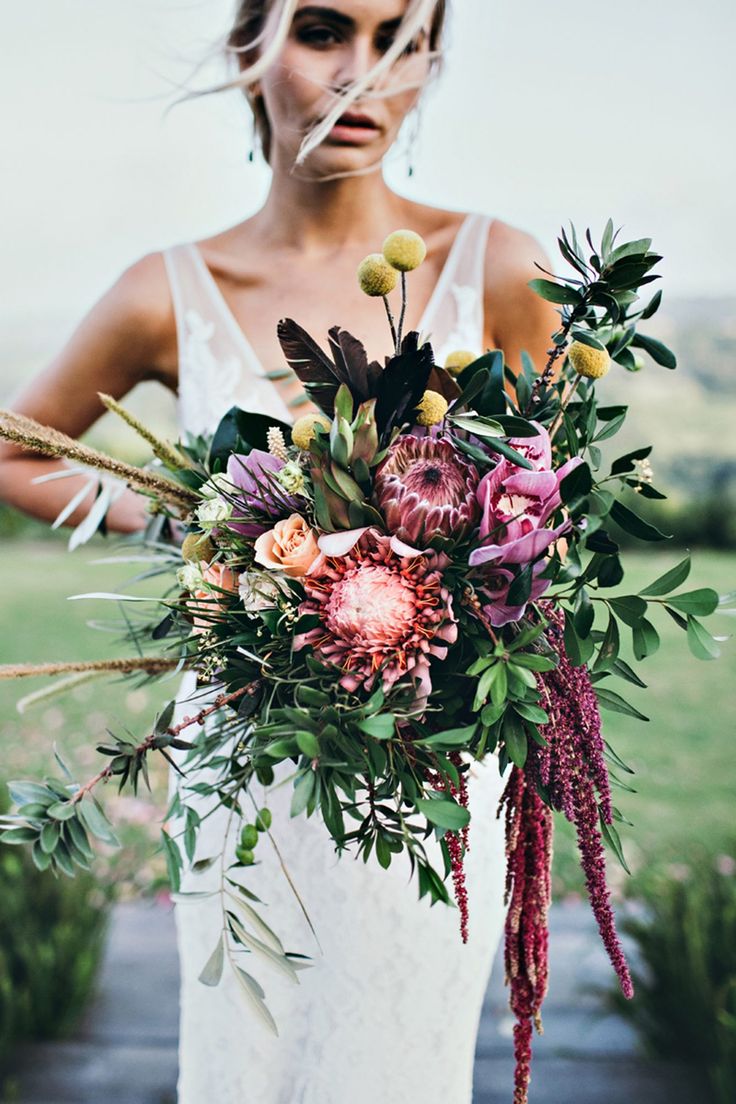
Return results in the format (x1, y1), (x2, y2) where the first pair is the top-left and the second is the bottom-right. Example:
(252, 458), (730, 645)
(595, 295), (736, 503)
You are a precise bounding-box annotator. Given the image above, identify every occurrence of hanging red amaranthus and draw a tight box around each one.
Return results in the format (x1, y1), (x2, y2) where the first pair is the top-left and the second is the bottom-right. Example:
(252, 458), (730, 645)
(425, 749), (471, 942)
(496, 602), (637, 1103)
(529, 605), (634, 1002)
(498, 763), (553, 1104)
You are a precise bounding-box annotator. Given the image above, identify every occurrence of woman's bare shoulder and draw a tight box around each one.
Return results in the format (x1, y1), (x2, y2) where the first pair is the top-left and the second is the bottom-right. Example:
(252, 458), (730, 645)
(99, 250), (179, 388)
(480, 217), (558, 367)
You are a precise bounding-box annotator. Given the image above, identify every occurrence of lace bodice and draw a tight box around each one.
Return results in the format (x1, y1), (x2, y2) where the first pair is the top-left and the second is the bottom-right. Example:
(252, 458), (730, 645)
(163, 211), (494, 438)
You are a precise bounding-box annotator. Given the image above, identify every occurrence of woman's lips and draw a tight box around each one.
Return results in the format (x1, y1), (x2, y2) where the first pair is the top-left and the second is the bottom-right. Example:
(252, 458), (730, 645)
(327, 113), (381, 145)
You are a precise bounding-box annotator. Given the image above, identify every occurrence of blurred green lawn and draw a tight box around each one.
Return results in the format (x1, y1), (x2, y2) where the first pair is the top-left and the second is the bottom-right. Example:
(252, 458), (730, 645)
(0, 538), (174, 894)
(0, 540), (733, 898)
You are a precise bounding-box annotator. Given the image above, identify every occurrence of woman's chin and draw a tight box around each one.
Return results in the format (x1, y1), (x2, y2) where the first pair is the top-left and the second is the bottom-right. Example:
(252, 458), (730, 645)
(286, 140), (387, 178)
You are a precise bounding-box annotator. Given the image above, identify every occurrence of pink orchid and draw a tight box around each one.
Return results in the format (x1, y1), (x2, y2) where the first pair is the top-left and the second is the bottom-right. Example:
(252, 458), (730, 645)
(468, 424), (582, 568)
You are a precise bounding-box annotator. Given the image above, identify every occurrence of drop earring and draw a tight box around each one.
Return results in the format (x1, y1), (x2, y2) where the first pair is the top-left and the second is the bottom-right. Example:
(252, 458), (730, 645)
(246, 87), (260, 164)
(406, 108), (421, 178)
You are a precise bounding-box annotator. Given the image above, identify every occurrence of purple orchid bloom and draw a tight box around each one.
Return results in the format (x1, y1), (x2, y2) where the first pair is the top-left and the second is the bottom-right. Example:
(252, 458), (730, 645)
(226, 450), (303, 537)
(477, 563), (551, 627)
(468, 423), (582, 568)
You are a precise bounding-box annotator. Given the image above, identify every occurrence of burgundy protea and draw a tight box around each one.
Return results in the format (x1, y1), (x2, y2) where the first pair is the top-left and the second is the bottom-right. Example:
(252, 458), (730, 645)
(372, 434), (480, 547)
(293, 527), (457, 701)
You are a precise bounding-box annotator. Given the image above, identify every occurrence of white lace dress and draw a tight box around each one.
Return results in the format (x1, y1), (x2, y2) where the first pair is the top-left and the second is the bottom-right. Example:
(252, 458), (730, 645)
(162, 211), (509, 1104)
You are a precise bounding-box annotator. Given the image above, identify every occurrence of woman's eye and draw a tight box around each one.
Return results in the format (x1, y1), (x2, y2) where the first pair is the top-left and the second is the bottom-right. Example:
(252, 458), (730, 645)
(297, 24), (342, 48)
(378, 33), (423, 56)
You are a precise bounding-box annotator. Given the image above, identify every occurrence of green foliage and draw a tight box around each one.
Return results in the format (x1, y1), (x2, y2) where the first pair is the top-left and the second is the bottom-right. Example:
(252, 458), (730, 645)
(604, 844), (736, 1104)
(0, 792), (110, 1065)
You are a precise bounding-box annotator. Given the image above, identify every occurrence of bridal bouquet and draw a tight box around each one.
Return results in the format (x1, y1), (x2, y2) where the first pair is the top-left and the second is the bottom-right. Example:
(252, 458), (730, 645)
(1, 221), (729, 1103)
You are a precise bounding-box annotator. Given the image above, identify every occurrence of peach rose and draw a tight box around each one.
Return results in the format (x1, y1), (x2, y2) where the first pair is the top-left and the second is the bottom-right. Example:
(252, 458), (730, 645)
(254, 514), (320, 578)
(190, 561), (239, 634)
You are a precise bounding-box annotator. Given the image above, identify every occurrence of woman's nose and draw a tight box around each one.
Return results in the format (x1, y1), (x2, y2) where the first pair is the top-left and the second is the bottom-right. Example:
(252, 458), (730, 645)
(331, 37), (380, 90)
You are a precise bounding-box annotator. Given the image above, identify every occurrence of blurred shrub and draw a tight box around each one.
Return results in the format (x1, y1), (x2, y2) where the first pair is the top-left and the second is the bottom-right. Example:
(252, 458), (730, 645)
(0, 795), (111, 1065)
(605, 843), (736, 1103)
(0, 505), (56, 542)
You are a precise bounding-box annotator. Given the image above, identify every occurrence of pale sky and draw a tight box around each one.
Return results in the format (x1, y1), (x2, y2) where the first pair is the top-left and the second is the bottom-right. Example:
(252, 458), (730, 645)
(2, 0), (735, 350)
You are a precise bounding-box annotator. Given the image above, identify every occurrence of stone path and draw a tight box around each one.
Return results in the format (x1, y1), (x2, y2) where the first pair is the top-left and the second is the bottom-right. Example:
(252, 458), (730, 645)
(5, 898), (706, 1103)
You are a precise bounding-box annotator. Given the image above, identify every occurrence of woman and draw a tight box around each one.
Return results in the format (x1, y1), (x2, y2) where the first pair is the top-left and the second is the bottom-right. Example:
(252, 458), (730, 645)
(0, 1), (559, 1100)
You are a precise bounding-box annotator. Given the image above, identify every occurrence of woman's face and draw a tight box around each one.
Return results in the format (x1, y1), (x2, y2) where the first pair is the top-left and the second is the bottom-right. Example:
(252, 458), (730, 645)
(257, 0), (436, 175)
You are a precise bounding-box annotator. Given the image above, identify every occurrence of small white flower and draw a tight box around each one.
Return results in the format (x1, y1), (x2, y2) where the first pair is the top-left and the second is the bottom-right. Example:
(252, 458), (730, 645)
(238, 569), (287, 613)
(177, 562), (203, 591)
(200, 472), (236, 499)
(276, 459), (306, 496)
(196, 496), (233, 529)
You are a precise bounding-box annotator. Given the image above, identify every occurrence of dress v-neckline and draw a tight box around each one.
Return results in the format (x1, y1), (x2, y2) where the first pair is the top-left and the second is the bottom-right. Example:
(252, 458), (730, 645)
(186, 212), (475, 381)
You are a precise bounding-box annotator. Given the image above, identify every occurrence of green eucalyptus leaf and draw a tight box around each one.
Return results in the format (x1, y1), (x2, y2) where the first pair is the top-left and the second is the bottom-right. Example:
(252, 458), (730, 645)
(290, 771), (315, 818)
(295, 730), (321, 758)
(632, 618), (660, 660)
(667, 588), (720, 617)
(631, 332), (677, 369)
(600, 817), (631, 875)
(198, 935), (225, 987)
(593, 612), (620, 672)
(596, 687), (649, 722)
(415, 723), (478, 748)
(686, 616), (721, 661)
(415, 797), (470, 831)
(528, 278), (582, 305)
(609, 596), (647, 626)
(503, 712), (528, 768)
(640, 552), (692, 596)
(357, 714), (396, 741)
(78, 800), (119, 846)
(610, 500), (668, 542)
(0, 827), (38, 845)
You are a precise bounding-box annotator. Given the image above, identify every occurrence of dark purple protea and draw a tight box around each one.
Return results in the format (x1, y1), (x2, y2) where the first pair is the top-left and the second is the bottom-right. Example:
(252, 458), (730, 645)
(372, 434), (480, 547)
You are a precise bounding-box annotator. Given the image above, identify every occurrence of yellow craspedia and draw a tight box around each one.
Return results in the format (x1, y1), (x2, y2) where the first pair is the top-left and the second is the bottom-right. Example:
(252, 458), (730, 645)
(444, 349), (478, 378)
(382, 229), (427, 272)
(415, 390), (449, 427)
(568, 340), (611, 380)
(181, 532), (215, 563)
(292, 412), (331, 450)
(357, 254), (399, 297)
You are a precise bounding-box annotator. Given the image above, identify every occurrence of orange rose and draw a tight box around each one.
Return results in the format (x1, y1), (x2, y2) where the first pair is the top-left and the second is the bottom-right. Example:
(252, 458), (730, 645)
(254, 514), (320, 578)
(190, 561), (239, 633)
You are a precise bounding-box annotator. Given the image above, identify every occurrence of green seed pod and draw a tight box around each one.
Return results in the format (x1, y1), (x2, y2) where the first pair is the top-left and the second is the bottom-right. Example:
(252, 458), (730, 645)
(240, 824), (259, 850)
(255, 763), (274, 787)
(235, 846), (255, 865)
(255, 807), (273, 832)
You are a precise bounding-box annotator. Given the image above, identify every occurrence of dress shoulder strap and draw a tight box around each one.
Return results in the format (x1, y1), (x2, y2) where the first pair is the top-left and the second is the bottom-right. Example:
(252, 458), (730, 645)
(161, 243), (294, 436)
(420, 212), (494, 368)
(161, 243), (248, 437)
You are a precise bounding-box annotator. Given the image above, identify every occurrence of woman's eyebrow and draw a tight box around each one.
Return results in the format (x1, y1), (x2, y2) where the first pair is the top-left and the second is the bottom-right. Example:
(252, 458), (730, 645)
(294, 7), (405, 34)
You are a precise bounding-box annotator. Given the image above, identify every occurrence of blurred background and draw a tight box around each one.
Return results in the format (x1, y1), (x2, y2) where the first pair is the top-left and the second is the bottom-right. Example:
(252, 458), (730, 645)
(0, 1), (734, 1101)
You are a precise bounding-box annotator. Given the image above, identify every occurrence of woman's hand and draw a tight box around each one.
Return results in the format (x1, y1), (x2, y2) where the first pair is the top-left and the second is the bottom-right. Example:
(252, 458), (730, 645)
(106, 487), (152, 534)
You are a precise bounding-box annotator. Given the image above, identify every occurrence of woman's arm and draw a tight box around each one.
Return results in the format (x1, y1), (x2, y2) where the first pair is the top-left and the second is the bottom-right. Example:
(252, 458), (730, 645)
(483, 220), (560, 379)
(0, 252), (176, 534)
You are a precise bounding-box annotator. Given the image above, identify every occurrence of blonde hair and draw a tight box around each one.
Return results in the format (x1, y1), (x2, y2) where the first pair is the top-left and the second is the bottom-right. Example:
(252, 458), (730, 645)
(181, 0), (448, 170)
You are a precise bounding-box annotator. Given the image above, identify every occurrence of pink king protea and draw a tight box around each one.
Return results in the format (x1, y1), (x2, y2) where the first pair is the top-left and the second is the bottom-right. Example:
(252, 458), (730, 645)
(372, 434), (480, 547)
(293, 528), (457, 700)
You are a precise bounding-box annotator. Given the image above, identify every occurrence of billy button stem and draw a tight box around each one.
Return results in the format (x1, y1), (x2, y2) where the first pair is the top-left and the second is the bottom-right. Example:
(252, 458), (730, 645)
(357, 229), (427, 356)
